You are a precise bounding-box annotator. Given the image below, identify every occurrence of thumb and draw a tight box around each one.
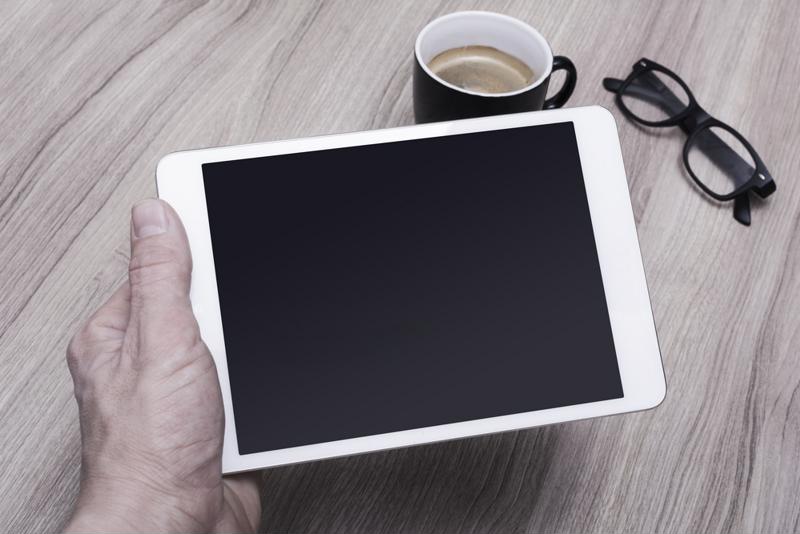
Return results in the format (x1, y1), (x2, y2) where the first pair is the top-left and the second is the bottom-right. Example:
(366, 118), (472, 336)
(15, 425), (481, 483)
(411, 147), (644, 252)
(128, 199), (194, 328)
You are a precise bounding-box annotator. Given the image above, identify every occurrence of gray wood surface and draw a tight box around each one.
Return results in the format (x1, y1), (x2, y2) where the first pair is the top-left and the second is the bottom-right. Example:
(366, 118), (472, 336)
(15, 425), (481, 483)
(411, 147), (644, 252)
(1, 1), (799, 532)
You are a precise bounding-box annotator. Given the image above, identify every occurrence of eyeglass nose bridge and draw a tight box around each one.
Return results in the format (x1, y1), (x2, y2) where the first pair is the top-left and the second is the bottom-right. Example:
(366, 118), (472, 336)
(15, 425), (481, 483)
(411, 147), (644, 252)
(678, 107), (712, 134)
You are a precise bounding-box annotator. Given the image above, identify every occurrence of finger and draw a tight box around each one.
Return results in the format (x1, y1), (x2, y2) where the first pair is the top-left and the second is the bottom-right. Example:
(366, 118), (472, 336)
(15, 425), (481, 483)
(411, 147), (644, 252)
(128, 198), (192, 302)
(66, 282), (131, 372)
(88, 282), (132, 337)
(221, 471), (264, 532)
(127, 199), (197, 346)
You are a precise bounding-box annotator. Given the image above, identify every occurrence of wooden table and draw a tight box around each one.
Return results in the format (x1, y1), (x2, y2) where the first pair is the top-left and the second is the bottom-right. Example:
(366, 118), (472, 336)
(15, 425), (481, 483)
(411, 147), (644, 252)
(2, 1), (799, 532)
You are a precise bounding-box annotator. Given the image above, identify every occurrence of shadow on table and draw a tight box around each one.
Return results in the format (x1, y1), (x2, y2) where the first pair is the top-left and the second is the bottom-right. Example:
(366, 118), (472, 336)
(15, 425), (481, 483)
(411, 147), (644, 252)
(259, 420), (608, 533)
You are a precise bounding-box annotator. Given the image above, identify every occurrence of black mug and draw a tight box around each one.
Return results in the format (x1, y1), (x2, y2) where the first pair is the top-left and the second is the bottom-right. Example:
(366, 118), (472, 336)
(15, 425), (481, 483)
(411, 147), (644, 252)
(413, 11), (577, 123)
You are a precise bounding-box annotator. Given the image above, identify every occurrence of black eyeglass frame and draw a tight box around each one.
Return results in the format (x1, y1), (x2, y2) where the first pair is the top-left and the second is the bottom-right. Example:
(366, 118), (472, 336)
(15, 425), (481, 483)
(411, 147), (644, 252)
(610, 58), (775, 204)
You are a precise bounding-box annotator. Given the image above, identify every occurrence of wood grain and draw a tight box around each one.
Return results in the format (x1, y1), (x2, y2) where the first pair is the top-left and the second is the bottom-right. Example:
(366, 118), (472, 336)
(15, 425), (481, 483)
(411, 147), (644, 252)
(1, 1), (799, 532)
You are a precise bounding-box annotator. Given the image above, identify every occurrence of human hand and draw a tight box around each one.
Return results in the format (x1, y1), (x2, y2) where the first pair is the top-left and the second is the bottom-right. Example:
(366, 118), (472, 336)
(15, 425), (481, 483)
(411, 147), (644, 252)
(64, 199), (261, 533)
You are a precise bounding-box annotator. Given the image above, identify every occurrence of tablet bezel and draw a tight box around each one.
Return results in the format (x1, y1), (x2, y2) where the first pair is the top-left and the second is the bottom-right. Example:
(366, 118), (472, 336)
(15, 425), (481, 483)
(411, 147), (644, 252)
(156, 105), (666, 473)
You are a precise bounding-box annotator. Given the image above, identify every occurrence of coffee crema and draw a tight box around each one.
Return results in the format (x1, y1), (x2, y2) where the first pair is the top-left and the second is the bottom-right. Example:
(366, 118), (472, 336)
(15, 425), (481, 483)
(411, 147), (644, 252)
(427, 45), (535, 94)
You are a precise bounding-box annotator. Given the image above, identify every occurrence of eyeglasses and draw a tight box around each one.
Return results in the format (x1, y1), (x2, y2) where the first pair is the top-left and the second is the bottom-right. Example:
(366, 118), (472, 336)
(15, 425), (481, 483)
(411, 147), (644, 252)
(603, 58), (776, 226)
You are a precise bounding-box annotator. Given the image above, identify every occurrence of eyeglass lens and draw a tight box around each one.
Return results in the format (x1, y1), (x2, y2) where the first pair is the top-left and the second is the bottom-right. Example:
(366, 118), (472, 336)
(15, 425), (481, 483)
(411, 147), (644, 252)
(620, 70), (690, 122)
(686, 126), (756, 196)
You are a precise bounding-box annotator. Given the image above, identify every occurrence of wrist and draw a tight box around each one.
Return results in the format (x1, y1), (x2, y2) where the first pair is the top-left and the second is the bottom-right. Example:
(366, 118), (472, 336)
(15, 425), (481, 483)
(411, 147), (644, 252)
(65, 473), (218, 533)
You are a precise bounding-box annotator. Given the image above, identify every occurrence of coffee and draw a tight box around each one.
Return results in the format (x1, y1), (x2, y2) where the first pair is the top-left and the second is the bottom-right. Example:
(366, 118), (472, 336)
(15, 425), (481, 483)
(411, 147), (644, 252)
(427, 45), (534, 94)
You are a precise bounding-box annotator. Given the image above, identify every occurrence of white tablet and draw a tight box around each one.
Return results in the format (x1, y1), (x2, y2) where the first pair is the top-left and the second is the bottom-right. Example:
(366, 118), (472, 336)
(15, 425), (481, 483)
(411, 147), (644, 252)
(157, 105), (665, 473)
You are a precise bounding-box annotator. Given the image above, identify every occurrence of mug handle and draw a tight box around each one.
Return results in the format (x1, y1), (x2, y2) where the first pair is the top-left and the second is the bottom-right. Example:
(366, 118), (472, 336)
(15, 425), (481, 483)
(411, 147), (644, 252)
(543, 56), (577, 109)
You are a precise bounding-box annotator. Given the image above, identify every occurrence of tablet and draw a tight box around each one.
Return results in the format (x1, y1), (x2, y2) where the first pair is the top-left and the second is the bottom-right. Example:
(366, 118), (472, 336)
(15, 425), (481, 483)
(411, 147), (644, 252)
(157, 106), (665, 473)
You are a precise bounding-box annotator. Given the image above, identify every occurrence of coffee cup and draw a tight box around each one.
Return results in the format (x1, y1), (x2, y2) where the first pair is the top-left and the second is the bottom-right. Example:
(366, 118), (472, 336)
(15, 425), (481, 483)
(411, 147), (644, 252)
(413, 11), (577, 123)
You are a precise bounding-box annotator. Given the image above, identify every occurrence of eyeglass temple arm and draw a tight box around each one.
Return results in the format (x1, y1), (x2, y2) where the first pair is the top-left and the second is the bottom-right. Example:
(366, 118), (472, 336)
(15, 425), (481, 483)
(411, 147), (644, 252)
(733, 194), (751, 226)
(603, 75), (755, 187)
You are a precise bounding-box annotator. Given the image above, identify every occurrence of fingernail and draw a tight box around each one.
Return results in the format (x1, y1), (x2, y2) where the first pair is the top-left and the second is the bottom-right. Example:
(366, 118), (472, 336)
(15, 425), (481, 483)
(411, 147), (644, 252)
(132, 199), (167, 238)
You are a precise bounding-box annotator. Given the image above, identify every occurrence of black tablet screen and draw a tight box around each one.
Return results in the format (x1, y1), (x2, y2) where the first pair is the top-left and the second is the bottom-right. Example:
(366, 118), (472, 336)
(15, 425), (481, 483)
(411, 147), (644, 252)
(203, 122), (623, 455)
